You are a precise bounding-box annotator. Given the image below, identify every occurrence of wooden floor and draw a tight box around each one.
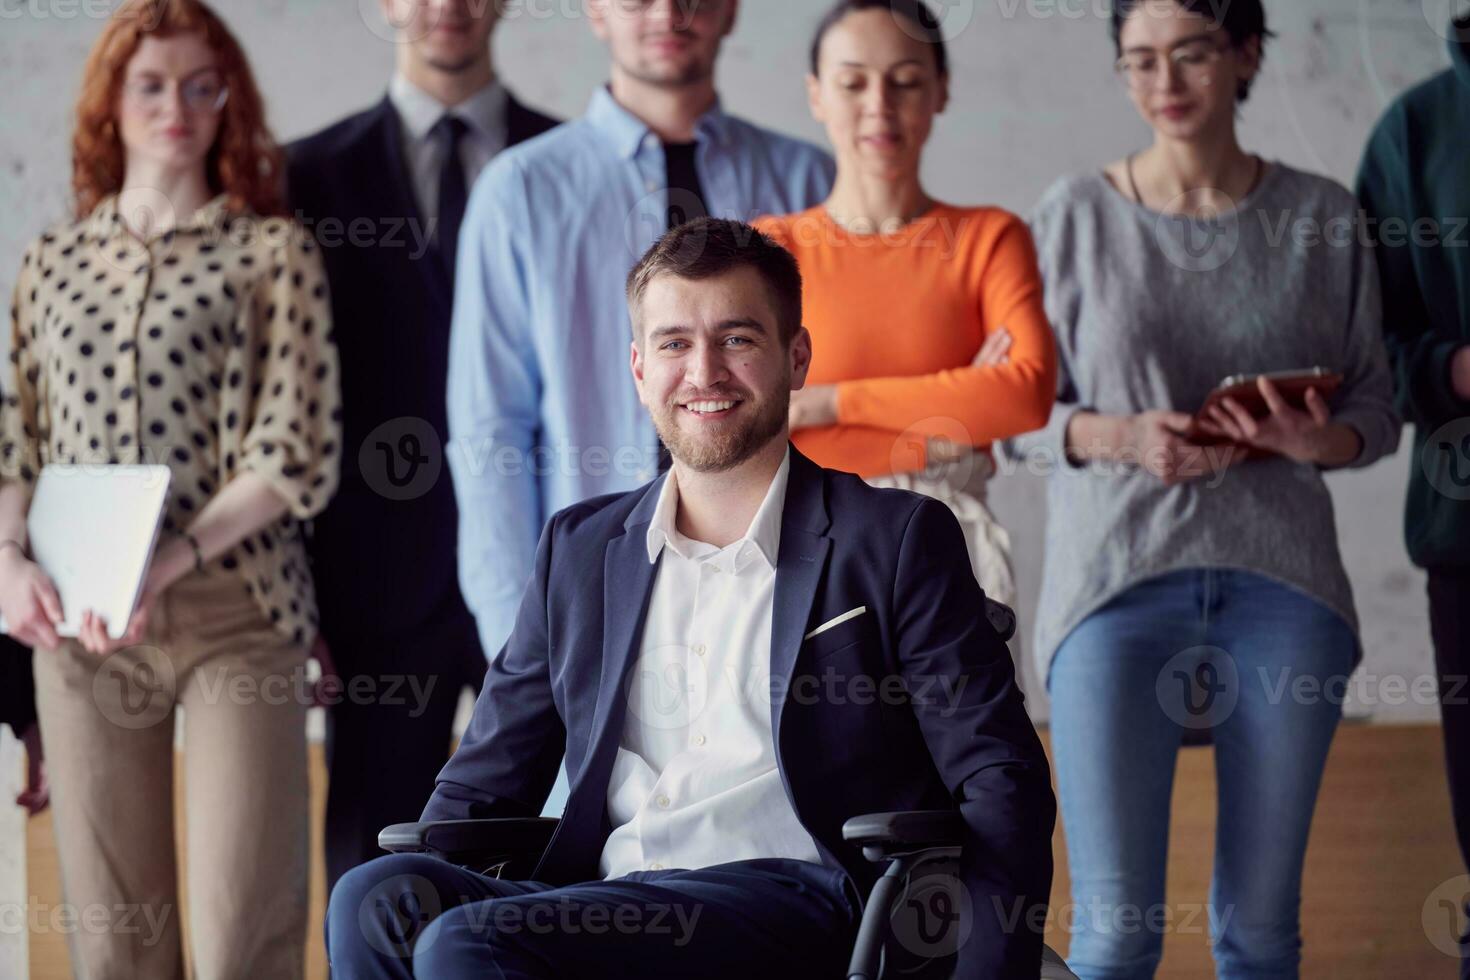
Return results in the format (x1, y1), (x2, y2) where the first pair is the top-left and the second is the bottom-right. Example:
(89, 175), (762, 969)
(24, 724), (1464, 978)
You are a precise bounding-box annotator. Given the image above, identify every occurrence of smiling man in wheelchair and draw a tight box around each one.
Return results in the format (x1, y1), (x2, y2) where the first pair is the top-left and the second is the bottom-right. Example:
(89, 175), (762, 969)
(326, 218), (1059, 979)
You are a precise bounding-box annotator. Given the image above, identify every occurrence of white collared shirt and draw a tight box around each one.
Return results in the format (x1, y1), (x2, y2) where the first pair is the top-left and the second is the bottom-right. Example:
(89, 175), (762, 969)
(599, 450), (823, 878)
(387, 73), (509, 228)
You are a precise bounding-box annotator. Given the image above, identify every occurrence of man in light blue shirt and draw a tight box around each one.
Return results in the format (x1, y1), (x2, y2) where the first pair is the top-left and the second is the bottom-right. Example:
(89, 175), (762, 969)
(447, 0), (834, 660)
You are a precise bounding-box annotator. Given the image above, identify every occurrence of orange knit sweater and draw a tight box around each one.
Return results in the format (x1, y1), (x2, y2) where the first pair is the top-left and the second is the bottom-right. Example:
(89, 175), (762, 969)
(755, 204), (1058, 477)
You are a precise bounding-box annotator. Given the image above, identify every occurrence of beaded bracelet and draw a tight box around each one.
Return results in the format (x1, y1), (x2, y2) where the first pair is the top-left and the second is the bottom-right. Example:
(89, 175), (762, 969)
(178, 530), (204, 573)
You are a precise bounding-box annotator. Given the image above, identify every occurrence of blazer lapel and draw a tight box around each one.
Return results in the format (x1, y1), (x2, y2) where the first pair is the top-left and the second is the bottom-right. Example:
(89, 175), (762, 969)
(769, 450), (833, 746)
(575, 480), (666, 803)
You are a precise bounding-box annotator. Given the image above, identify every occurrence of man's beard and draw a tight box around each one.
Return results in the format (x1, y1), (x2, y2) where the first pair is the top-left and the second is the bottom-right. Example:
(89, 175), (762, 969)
(625, 60), (710, 88)
(617, 40), (714, 90)
(650, 385), (789, 473)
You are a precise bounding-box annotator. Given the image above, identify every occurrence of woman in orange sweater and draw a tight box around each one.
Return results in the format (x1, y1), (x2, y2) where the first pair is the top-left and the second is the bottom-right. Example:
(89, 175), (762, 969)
(757, 0), (1056, 604)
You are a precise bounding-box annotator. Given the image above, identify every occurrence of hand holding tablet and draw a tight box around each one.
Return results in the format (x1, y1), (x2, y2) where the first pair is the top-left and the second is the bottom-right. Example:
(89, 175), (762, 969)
(1189, 368), (1344, 459)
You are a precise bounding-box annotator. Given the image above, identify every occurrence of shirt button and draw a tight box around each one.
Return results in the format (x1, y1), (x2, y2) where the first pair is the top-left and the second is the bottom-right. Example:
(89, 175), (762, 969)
(692, 644), (706, 656)
(693, 734), (706, 746)
(645, 179), (659, 193)
(656, 794), (670, 809)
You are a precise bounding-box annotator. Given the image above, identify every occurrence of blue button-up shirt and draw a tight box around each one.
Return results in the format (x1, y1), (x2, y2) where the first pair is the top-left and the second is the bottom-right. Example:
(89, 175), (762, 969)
(447, 86), (834, 659)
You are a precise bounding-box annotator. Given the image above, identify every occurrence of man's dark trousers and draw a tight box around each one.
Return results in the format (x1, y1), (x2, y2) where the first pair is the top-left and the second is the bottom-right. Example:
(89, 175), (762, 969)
(325, 852), (858, 978)
(1427, 569), (1470, 978)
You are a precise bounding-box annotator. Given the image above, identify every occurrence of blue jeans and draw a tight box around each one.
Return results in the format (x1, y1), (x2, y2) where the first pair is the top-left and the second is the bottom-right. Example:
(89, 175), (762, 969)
(326, 852), (858, 979)
(1048, 569), (1356, 980)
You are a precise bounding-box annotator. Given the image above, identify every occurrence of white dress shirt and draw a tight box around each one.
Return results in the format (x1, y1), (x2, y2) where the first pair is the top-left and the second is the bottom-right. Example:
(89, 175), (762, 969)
(386, 73), (509, 229)
(599, 450), (823, 878)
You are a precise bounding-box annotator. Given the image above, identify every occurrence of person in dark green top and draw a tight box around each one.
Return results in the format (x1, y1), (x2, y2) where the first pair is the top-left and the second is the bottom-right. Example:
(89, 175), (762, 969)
(1357, 13), (1470, 978)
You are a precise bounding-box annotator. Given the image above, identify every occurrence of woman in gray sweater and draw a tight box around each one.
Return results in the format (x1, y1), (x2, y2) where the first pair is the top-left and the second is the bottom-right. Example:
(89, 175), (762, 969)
(1013, 1), (1400, 977)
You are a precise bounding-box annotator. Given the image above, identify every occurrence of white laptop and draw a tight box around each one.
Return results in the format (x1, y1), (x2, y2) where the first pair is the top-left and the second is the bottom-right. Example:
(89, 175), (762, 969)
(1, 465), (171, 640)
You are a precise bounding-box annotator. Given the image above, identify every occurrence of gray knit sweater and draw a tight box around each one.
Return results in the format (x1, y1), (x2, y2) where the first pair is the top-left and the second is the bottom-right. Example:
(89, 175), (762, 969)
(1009, 163), (1401, 682)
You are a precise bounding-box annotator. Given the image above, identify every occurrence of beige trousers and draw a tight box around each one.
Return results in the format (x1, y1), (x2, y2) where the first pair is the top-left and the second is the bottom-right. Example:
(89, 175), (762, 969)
(865, 451), (1017, 606)
(32, 570), (309, 980)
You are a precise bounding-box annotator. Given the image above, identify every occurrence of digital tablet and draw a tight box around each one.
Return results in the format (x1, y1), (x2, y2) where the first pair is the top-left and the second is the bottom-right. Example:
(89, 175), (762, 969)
(1190, 368), (1344, 449)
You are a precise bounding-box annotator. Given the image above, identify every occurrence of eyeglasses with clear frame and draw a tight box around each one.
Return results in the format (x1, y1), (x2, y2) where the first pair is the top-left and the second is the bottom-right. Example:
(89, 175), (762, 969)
(1114, 36), (1231, 91)
(121, 68), (229, 114)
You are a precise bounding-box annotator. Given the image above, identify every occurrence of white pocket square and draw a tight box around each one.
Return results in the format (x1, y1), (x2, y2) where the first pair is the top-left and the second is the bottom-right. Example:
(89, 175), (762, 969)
(804, 606), (867, 641)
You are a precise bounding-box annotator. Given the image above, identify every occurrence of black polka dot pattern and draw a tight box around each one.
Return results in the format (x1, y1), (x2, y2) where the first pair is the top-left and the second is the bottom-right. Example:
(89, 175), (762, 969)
(1, 195), (342, 644)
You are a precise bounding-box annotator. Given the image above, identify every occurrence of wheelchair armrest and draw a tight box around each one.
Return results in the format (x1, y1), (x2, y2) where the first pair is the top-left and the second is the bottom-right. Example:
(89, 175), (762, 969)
(378, 818), (560, 874)
(845, 808), (1080, 979)
(842, 809), (963, 863)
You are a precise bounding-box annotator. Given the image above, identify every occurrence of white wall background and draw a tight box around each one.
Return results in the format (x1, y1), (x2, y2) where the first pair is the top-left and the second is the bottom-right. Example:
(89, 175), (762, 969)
(1, 0), (1463, 722)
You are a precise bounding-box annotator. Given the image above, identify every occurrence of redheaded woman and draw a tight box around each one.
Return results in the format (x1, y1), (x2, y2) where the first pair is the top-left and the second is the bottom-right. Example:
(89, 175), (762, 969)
(0, 2), (340, 975)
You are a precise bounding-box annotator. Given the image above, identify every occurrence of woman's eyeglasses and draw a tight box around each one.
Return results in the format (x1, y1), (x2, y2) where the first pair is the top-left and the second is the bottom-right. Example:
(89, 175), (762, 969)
(1114, 38), (1230, 90)
(122, 70), (229, 114)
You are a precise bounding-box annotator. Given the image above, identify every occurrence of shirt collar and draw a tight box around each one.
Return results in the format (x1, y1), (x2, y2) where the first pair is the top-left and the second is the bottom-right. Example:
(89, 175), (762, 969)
(644, 448), (791, 572)
(585, 84), (735, 159)
(86, 192), (232, 245)
(388, 73), (509, 144)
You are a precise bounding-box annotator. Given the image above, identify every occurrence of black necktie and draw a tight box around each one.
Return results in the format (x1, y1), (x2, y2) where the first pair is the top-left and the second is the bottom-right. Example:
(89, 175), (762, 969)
(433, 115), (470, 280)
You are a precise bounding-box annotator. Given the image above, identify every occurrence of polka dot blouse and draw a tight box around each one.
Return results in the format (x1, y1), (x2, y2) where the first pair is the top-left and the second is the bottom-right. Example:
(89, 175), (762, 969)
(1, 194), (343, 645)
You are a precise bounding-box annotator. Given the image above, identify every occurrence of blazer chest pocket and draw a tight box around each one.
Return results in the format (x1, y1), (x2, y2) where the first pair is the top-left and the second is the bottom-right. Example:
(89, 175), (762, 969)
(803, 606), (872, 662)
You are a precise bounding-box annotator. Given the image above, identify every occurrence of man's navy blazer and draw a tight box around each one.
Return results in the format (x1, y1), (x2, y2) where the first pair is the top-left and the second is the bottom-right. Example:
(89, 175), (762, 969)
(424, 448), (1057, 975)
(285, 93), (559, 641)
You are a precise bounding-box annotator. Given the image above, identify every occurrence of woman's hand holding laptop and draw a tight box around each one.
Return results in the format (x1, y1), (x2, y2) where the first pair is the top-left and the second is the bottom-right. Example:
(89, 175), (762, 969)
(0, 541), (65, 651)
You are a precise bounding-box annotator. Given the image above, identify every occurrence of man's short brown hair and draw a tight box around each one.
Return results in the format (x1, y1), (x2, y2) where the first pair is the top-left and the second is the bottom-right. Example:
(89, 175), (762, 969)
(626, 218), (803, 345)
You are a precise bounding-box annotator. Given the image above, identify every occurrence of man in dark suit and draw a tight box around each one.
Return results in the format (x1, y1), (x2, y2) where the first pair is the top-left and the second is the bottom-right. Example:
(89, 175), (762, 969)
(286, 0), (558, 888)
(326, 219), (1056, 978)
